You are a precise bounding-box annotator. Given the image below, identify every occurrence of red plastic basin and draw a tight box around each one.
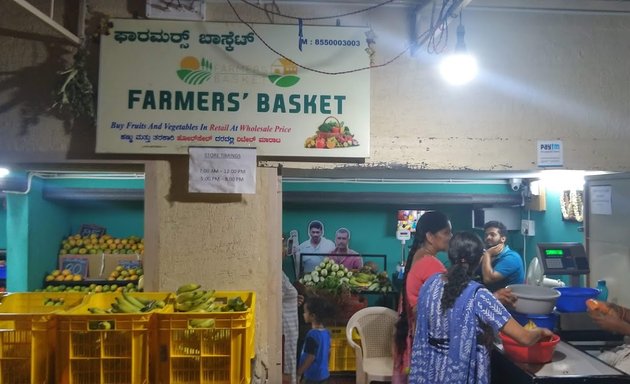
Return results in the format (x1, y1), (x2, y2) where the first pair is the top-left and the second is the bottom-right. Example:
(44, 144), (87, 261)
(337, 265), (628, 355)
(499, 332), (560, 364)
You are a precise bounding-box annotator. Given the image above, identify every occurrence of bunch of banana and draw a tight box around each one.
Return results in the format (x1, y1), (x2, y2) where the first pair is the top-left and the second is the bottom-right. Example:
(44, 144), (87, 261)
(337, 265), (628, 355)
(221, 296), (248, 312)
(189, 318), (216, 328)
(175, 284), (218, 312)
(348, 272), (376, 289)
(87, 292), (165, 314)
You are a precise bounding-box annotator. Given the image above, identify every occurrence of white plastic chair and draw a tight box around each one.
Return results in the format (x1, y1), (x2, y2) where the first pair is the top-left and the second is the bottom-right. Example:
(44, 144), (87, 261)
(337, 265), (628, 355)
(346, 306), (398, 384)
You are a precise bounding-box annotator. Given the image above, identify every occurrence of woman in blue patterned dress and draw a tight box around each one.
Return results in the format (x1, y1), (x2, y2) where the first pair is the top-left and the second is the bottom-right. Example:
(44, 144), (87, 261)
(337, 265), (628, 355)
(409, 232), (553, 384)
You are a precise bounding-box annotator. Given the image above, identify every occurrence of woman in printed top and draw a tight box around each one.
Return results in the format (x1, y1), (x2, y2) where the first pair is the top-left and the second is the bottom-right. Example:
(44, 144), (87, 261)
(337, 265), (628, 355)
(297, 295), (336, 384)
(393, 211), (452, 383)
(409, 232), (552, 384)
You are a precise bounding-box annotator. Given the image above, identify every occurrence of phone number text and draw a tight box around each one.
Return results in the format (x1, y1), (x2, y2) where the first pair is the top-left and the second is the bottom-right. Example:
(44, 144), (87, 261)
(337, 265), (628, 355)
(307, 39), (361, 47)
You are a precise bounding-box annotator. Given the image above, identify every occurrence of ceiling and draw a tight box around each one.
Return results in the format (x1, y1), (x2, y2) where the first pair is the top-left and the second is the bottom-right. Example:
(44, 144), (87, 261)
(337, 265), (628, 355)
(208, 0), (630, 13)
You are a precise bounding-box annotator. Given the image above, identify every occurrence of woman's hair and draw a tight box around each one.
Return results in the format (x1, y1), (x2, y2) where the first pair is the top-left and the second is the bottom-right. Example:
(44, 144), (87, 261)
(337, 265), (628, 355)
(304, 295), (336, 325)
(394, 210), (450, 359)
(441, 231), (485, 310)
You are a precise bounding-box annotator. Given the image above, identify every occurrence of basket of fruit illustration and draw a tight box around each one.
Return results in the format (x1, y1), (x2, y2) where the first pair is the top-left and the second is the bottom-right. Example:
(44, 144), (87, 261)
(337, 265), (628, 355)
(304, 116), (360, 149)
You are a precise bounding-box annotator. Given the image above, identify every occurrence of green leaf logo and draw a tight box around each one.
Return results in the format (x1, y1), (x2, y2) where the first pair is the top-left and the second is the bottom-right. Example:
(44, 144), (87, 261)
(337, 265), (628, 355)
(268, 75), (300, 88)
(177, 56), (212, 85)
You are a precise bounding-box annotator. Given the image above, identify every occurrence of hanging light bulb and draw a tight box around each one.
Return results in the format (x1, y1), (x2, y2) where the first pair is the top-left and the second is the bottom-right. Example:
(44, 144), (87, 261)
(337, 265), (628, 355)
(0, 167), (9, 178)
(439, 15), (478, 86)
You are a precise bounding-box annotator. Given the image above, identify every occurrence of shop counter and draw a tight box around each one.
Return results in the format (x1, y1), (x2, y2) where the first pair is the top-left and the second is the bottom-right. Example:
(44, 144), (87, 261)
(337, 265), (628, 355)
(491, 340), (630, 383)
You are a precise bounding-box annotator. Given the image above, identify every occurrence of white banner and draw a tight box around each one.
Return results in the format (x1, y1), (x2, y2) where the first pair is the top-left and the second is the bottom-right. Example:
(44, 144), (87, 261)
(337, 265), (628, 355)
(96, 19), (371, 158)
(188, 147), (257, 194)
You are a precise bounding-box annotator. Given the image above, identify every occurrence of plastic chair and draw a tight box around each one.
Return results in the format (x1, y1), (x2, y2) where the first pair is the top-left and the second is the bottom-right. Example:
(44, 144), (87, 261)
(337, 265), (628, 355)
(346, 306), (398, 384)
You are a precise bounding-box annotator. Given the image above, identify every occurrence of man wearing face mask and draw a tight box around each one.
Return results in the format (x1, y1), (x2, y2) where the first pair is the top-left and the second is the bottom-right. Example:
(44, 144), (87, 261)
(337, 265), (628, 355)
(479, 220), (525, 293)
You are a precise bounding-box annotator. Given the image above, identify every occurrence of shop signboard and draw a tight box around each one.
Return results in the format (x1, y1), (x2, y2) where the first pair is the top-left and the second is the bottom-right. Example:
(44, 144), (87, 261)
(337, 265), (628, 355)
(96, 18), (371, 159)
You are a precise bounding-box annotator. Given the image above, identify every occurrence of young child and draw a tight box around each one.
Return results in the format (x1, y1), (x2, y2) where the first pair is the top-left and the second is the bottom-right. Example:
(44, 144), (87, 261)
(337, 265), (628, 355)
(297, 296), (333, 384)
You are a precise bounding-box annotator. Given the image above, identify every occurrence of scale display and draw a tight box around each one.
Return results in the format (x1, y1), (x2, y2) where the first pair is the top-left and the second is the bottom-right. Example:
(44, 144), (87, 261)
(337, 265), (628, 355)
(537, 242), (590, 275)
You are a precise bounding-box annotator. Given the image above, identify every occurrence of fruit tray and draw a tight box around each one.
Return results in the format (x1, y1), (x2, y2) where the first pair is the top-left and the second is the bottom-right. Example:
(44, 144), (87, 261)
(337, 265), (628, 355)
(155, 291), (255, 384)
(0, 292), (87, 384)
(56, 292), (171, 384)
(329, 326), (361, 372)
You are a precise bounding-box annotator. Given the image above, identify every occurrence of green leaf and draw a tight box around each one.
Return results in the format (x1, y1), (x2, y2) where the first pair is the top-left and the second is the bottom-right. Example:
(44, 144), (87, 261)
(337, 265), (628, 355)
(177, 69), (192, 81)
(272, 75), (300, 88)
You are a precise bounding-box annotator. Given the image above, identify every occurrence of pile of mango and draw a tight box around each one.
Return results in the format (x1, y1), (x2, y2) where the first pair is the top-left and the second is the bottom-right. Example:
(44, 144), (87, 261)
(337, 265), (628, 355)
(60, 233), (143, 255)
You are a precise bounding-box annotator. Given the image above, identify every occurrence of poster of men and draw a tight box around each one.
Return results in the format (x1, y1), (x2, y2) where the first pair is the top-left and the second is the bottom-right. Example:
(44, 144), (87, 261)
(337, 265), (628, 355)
(289, 219), (362, 276)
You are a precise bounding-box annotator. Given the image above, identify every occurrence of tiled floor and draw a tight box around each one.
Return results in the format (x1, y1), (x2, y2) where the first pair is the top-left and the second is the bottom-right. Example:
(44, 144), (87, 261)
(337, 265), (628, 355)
(328, 374), (389, 383)
(329, 374), (355, 384)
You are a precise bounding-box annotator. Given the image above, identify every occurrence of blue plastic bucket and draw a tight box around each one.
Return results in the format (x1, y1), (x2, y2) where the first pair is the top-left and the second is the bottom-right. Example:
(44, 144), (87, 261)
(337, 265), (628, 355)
(554, 287), (600, 312)
(511, 311), (557, 330)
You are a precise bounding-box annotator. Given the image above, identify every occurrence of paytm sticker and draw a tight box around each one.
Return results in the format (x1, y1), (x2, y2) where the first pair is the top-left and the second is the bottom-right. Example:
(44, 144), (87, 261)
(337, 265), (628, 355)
(537, 140), (563, 167)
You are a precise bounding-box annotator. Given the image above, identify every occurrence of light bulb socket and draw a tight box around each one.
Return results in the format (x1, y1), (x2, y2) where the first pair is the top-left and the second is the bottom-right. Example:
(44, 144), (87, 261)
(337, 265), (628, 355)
(455, 24), (467, 52)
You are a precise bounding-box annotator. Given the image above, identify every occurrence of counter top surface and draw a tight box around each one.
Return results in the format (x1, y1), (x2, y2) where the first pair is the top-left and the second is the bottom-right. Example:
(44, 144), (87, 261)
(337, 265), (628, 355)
(495, 340), (626, 377)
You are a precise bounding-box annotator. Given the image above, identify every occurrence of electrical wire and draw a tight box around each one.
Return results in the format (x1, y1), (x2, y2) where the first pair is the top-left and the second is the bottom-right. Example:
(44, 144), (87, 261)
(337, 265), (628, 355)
(226, 0), (433, 74)
(225, 0), (462, 74)
(238, 0), (396, 21)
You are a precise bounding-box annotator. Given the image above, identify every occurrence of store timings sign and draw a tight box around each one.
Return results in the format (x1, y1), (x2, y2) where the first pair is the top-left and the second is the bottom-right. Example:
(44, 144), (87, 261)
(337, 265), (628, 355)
(189, 147), (256, 194)
(96, 18), (371, 159)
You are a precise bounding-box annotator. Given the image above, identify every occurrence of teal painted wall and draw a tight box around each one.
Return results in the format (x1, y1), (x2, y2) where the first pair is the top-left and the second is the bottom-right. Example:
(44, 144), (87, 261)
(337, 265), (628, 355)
(27, 178), (69, 291)
(44, 178), (144, 189)
(4, 176), (144, 291)
(6, 190), (30, 292)
(283, 203), (526, 280)
(525, 189), (584, 285)
(283, 182), (591, 286)
(0, 202), (6, 249)
(67, 202), (144, 239)
(46, 178), (144, 238)
(282, 181), (525, 280)
(283, 181), (512, 194)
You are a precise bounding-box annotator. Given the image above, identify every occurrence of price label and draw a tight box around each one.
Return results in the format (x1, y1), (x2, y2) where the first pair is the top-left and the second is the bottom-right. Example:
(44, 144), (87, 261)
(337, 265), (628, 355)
(119, 260), (142, 269)
(79, 224), (107, 238)
(60, 258), (89, 278)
